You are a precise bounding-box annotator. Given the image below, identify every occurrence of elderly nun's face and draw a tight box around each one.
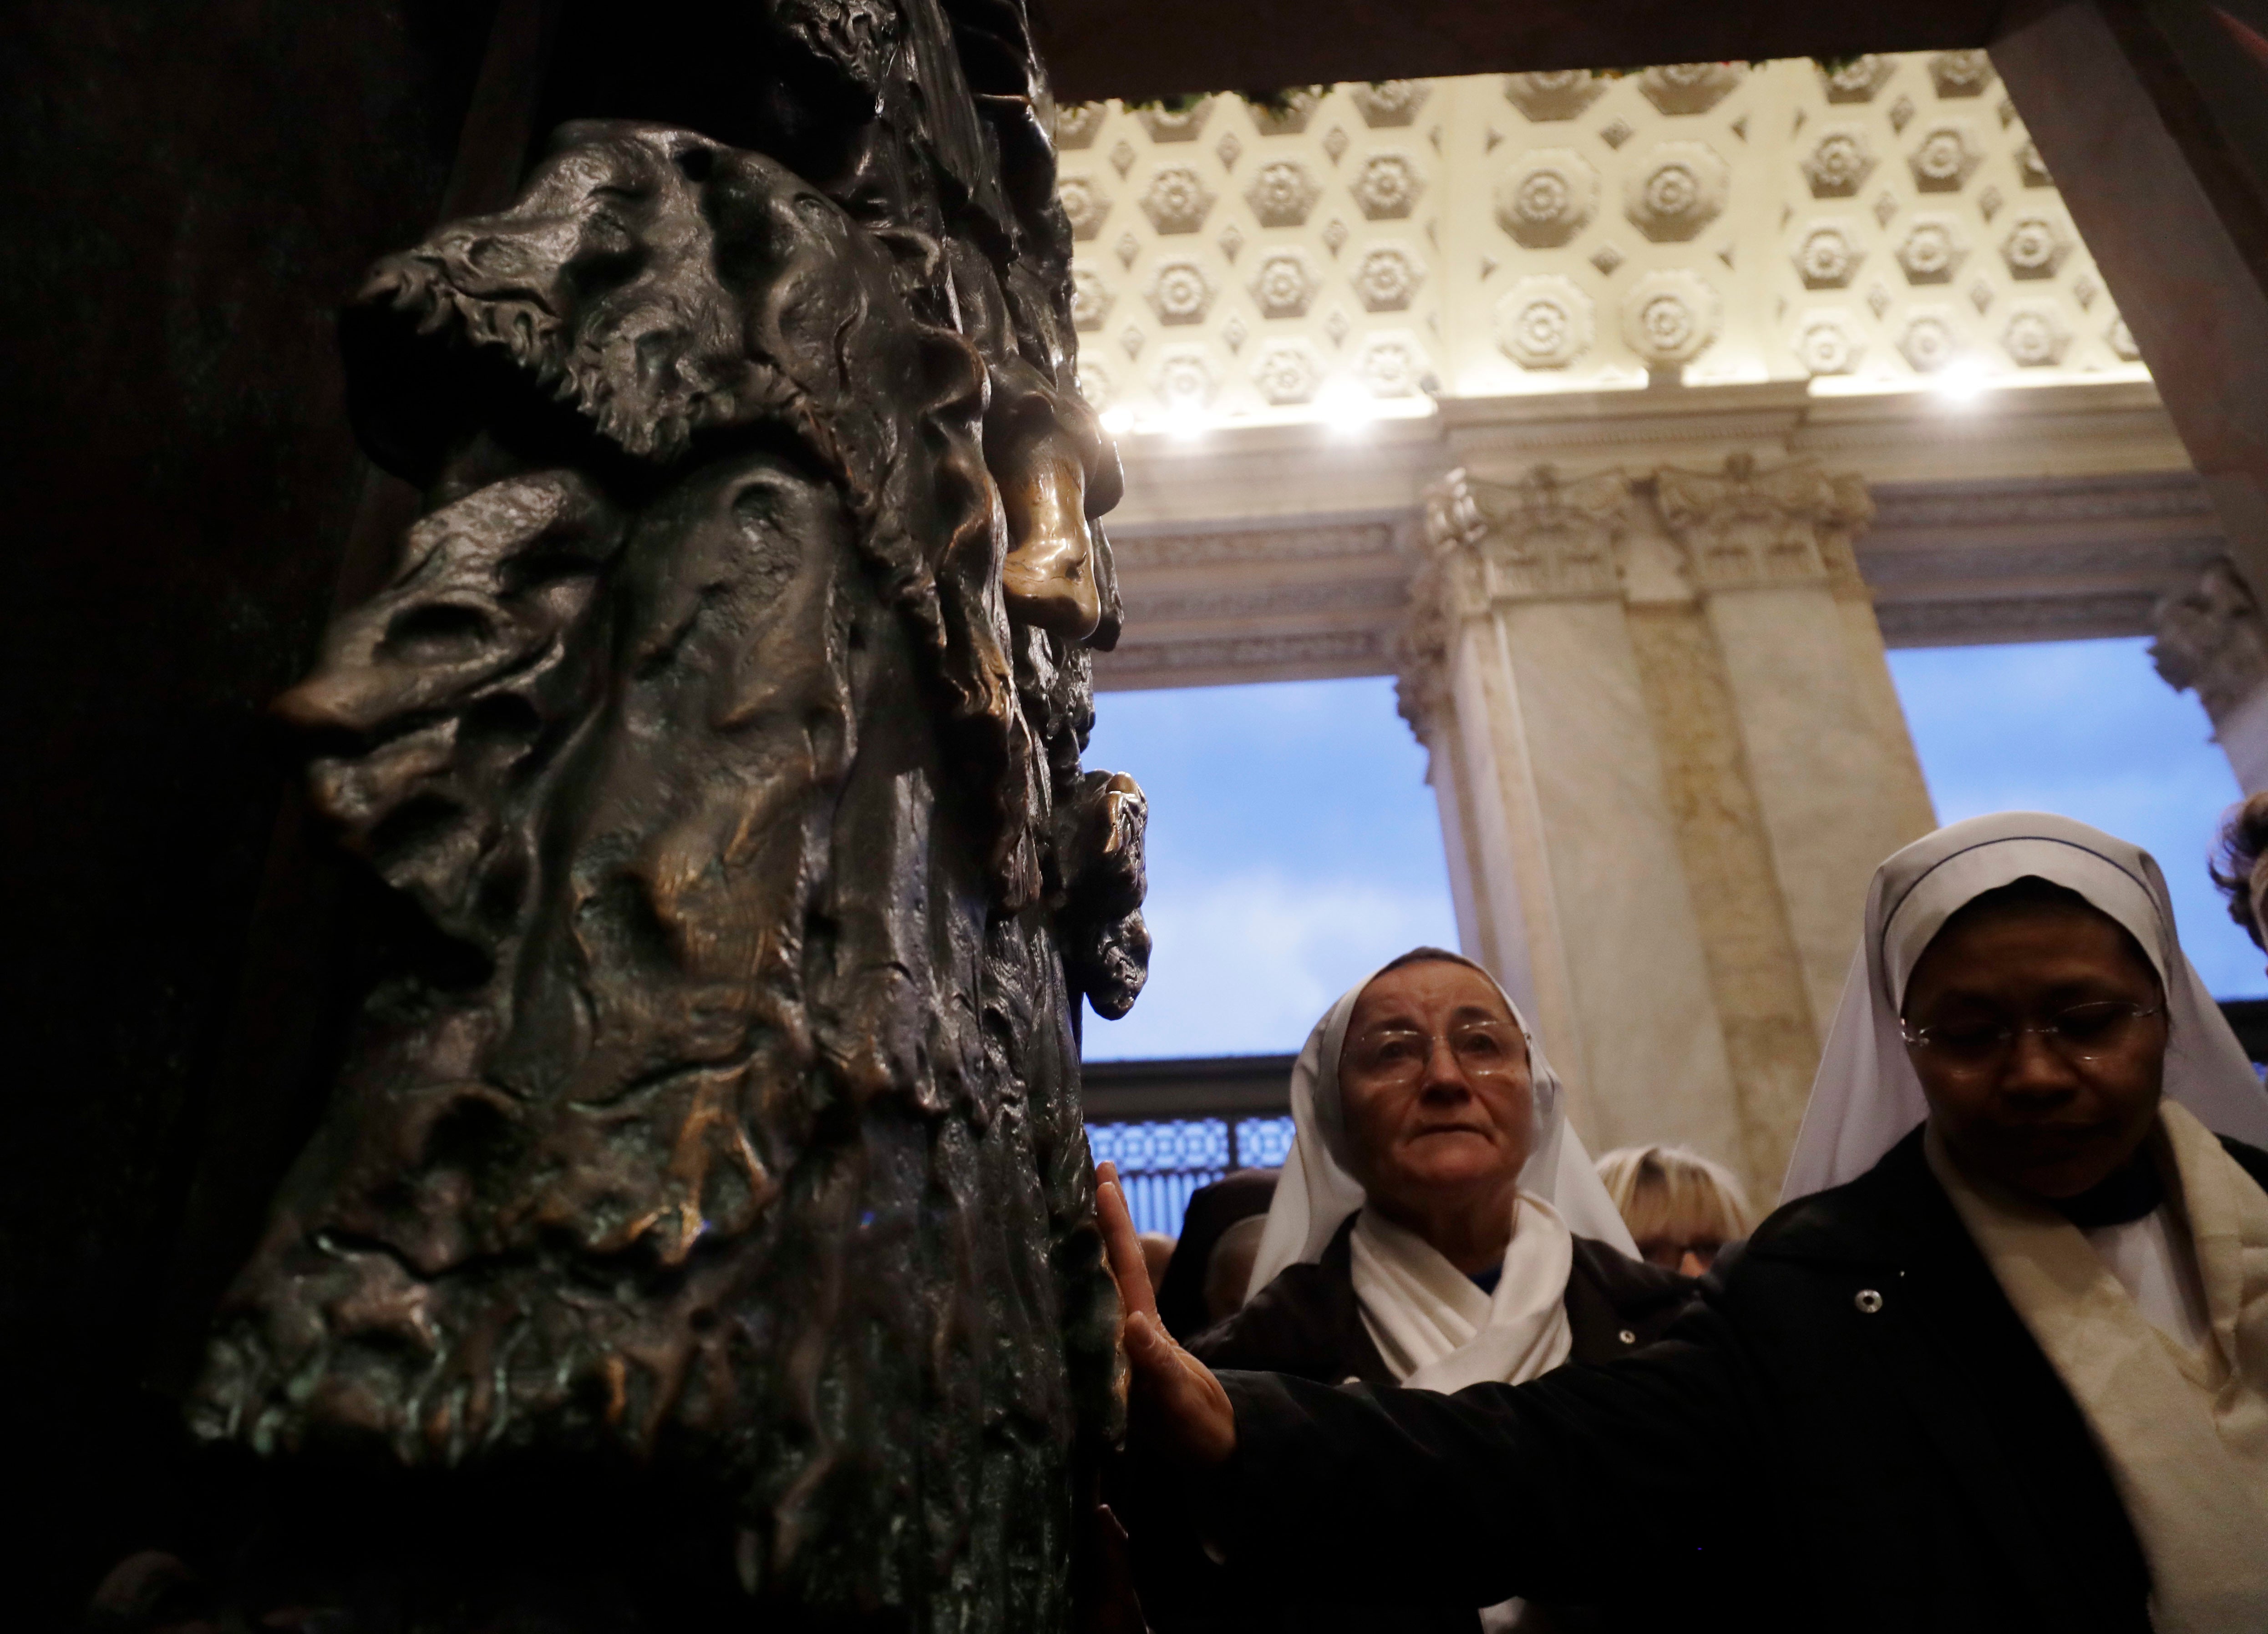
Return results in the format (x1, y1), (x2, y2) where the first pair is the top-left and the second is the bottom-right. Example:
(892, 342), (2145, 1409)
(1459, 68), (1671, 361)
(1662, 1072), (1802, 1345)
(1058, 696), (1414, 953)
(1338, 961), (1537, 1228)
(1902, 895), (2167, 1201)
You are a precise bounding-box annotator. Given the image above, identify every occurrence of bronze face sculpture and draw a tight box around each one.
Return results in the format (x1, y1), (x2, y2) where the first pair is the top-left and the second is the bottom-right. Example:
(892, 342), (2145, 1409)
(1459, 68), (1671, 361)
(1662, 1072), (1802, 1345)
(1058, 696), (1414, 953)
(169, 110), (1145, 1631)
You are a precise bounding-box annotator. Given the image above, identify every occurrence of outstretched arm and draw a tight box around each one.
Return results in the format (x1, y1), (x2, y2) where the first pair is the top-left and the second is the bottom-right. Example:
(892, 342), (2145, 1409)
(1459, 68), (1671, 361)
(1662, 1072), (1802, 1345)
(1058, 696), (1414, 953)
(1096, 1161), (1759, 1609)
(1211, 1334), (1758, 1609)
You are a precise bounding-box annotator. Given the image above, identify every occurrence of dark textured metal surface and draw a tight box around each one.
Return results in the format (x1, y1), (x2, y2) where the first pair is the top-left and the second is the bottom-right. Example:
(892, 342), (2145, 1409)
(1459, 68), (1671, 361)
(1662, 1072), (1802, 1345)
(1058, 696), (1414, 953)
(1036, 0), (2001, 105)
(0, 5), (502, 1622)
(86, 5), (1148, 1627)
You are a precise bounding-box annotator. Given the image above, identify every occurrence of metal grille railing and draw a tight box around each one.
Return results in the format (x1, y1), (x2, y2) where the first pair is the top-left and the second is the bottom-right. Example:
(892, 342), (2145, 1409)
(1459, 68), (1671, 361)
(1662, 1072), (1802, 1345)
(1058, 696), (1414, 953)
(1086, 1114), (1296, 1237)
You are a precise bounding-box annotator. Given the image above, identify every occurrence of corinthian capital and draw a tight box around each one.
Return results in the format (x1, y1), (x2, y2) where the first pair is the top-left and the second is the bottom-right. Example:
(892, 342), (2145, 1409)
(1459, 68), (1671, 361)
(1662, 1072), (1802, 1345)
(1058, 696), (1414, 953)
(1400, 464), (1634, 743)
(1654, 453), (1873, 592)
(2152, 557), (2268, 723)
(1424, 466), (1489, 555)
(1424, 463), (1635, 605)
(1395, 592), (1457, 745)
(1398, 503), (1466, 742)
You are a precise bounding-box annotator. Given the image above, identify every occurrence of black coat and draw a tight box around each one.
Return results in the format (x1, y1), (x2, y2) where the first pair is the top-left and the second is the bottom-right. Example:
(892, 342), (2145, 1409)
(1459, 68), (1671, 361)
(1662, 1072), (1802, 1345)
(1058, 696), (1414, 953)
(1213, 1128), (2268, 1634)
(1127, 1214), (1695, 1634)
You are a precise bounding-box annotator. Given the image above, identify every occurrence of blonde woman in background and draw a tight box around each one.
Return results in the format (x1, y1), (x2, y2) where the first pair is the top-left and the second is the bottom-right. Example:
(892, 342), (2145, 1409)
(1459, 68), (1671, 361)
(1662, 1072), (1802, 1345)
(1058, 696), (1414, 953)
(1594, 1145), (1754, 1276)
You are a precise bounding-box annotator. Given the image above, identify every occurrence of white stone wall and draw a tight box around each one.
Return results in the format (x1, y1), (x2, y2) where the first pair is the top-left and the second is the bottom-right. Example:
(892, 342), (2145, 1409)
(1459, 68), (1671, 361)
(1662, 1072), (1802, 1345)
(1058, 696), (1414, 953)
(1059, 54), (2148, 432)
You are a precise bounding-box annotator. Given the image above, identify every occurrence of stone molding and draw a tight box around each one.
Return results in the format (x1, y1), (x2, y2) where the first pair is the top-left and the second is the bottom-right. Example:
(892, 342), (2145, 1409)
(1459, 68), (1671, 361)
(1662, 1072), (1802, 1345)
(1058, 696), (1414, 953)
(1860, 470), (2222, 646)
(1090, 385), (2221, 694)
(1108, 519), (1399, 569)
(2152, 558), (2268, 723)
(1092, 513), (1416, 693)
(1106, 627), (1394, 690)
(1870, 473), (2213, 531)
(1096, 476), (2223, 688)
(1876, 590), (2164, 647)
(1123, 573), (1402, 625)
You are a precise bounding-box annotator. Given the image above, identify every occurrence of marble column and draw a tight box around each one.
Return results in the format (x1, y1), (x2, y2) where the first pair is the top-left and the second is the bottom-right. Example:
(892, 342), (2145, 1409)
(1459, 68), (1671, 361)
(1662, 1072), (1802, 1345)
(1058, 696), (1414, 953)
(1402, 456), (1938, 1199)
(1658, 457), (1938, 1037)
(1400, 467), (1749, 1179)
(2151, 556), (2268, 794)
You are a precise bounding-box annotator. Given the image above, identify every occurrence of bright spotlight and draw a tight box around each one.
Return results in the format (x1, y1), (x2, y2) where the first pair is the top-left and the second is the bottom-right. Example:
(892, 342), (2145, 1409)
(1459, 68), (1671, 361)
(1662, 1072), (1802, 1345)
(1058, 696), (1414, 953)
(1098, 405), (1135, 436)
(1314, 377), (1378, 435)
(1933, 355), (1991, 406)
(1161, 401), (1208, 440)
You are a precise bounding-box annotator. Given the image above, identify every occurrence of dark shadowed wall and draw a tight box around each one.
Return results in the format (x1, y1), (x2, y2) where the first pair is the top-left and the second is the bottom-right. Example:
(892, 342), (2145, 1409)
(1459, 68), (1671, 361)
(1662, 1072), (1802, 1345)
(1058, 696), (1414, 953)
(0, 3), (494, 1614)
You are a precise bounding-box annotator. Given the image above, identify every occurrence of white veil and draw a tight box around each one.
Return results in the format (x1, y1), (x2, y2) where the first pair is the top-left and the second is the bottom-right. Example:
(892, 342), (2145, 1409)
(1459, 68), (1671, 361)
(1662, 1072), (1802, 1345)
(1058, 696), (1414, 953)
(1781, 810), (2268, 1201)
(1245, 951), (1638, 1300)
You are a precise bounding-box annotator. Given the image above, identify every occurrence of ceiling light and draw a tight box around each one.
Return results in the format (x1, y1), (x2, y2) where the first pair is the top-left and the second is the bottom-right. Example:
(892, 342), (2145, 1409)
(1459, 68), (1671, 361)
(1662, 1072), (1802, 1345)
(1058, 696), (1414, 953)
(1315, 378), (1378, 435)
(1933, 355), (1991, 406)
(1161, 401), (1209, 440)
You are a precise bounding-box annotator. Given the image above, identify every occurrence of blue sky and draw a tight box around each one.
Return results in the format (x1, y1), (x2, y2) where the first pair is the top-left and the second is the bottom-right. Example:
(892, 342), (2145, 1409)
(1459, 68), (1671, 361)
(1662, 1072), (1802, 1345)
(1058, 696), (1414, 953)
(1081, 637), (2261, 1062)
(1884, 637), (2259, 997)
(1080, 678), (1459, 1058)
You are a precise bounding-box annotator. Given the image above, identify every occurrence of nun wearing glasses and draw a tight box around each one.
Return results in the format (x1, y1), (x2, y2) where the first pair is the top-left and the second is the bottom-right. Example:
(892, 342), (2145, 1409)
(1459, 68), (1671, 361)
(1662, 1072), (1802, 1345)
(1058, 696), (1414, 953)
(1122, 946), (1693, 1634)
(1101, 814), (2268, 1634)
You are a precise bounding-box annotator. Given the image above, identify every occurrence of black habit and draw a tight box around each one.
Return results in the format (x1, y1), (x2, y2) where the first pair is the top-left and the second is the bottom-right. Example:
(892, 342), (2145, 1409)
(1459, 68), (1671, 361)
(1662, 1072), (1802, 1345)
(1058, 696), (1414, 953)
(1128, 1213), (1695, 1634)
(1209, 1127), (2268, 1634)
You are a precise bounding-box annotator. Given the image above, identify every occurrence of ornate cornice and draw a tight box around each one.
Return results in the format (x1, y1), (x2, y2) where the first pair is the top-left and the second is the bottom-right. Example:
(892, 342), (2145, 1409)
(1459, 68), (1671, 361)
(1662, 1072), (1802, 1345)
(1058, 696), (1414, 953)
(1108, 519), (1400, 569)
(1092, 460), (2224, 696)
(1858, 470), (2222, 645)
(1874, 591), (2164, 647)
(1118, 574), (1403, 626)
(1098, 628), (1392, 690)
(1870, 474), (2213, 532)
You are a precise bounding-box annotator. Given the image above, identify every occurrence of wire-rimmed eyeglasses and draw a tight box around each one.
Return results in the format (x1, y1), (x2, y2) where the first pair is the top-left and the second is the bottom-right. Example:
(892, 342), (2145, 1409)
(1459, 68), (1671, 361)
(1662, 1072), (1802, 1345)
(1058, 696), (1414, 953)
(1898, 1000), (2164, 1069)
(1344, 1020), (1527, 1085)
